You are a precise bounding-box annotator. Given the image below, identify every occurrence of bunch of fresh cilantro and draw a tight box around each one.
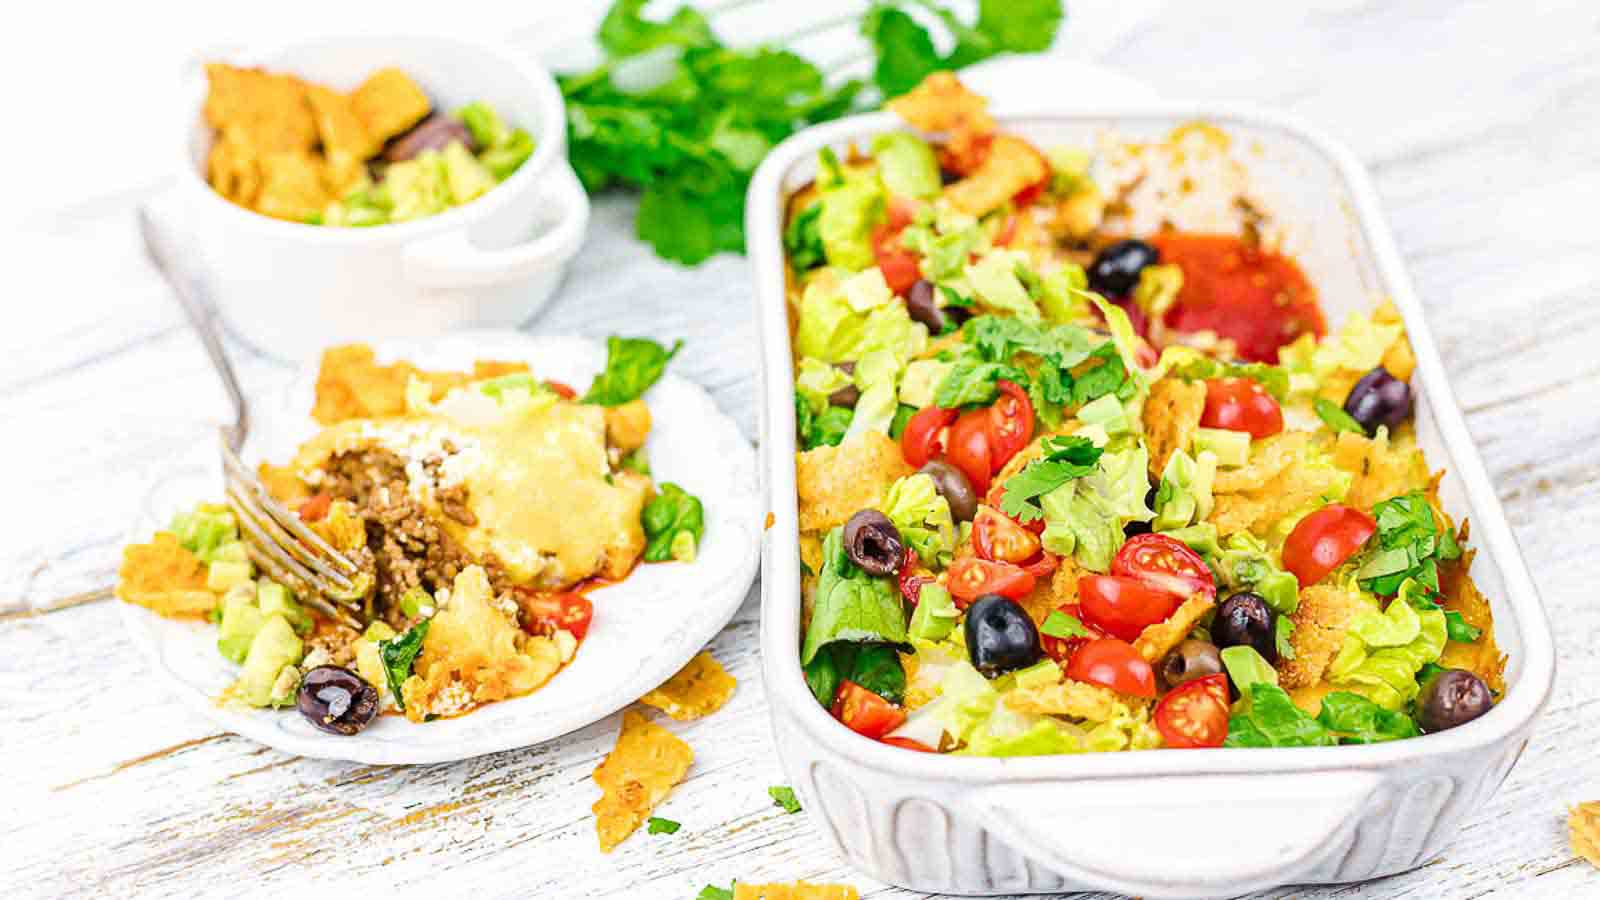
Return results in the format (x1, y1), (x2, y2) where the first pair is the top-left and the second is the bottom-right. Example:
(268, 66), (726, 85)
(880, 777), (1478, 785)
(560, 0), (1067, 265)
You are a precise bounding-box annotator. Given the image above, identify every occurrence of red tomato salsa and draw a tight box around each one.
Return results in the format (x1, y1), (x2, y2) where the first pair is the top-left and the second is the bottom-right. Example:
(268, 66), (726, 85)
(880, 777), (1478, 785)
(1152, 232), (1325, 363)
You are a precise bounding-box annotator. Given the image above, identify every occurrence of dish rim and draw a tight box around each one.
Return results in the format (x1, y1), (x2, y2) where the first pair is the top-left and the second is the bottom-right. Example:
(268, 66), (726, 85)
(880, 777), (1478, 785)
(118, 331), (762, 765)
(747, 102), (1556, 779)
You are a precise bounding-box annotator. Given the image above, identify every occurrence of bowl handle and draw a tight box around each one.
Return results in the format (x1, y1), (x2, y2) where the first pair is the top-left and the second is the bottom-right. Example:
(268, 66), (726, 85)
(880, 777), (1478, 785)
(967, 769), (1383, 899)
(401, 162), (590, 288)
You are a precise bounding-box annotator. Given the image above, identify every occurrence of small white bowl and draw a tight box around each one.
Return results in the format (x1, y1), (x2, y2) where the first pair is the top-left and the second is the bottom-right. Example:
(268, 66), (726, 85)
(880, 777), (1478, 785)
(177, 34), (589, 361)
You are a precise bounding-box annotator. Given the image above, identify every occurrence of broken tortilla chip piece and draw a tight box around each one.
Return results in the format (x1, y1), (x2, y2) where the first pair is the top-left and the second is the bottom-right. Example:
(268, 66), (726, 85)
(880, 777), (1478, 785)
(202, 63), (317, 155)
(305, 85), (380, 172)
(254, 150), (332, 222)
(311, 344), (533, 424)
(351, 67), (431, 143)
(116, 532), (216, 619)
(733, 883), (860, 900)
(592, 710), (693, 852)
(1570, 802), (1600, 867)
(639, 651), (737, 720)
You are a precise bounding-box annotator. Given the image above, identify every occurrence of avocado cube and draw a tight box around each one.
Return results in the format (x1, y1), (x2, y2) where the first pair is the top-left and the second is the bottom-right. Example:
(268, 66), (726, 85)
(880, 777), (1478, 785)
(233, 616), (304, 708)
(206, 559), (254, 593)
(216, 592), (267, 665)
(257, 580), (312, 635)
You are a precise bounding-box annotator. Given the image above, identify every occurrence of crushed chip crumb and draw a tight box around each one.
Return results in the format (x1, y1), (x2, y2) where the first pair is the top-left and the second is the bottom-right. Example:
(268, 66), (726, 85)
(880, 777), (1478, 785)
(1570, 802), (1600, 867)
(732, 883), (860, 900)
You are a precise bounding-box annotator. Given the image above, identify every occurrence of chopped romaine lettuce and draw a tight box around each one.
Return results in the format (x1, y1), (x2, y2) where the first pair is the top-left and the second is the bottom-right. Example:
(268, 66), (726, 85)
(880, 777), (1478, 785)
(800, 527), (909, 665)
(870, 132), (941, 200)
(882, 473), (957, 567)
(965, 250), (1042, 322)
(1038, 444), (1153, 572)
(1327, 578), (1446, 710)
(794, 271), (928, 363)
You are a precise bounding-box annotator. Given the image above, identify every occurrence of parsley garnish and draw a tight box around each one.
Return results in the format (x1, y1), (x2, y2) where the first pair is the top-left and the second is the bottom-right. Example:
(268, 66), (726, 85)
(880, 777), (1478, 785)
(997, 436), (1103, 523)
(647, 816), (681, 834)
(768, 785), (802, 814)
(583, 336), (682, 406)
(1040, 610), (1091, 640)
(378, 620), (430, 713)
(1313, 397), (1366, 434)
(1356, 491), (1462, 596)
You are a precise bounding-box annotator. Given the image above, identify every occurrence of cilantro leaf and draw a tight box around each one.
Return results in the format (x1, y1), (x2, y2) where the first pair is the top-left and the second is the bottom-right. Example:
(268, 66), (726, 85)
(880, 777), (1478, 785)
(1314, 397), (1366, 434)
(1040, 610), (1091, 640)
(1445, 610), (1483, 643)
(768, 785), (803, 814)
(932, 359), (1026, 408)
(584, 335), (683, 405)
(1274, 616), (1296, 660)
(647, 816), (682, 834)
(1357, 491), (1460, 596)
(697, 885), (735, 900)
(378, 620), (430, 713)
(997, 436), (1103, 523)
(864, 0), (1066, 97)
(1064, 343), (1134, 407)
(862, 5), (942, 98)
(597, 0), (716, 57)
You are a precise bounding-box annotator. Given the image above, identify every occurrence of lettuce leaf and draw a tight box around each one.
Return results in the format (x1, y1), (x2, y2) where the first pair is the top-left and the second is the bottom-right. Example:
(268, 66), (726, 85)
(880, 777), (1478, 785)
(800, 526), (909, 664)
(1328, 578), (1447, 710)
(882, 473), (956, 567)
(965, 249), (1042, 322)
(1038, 444), (1153, 572)
(794, 270), (928, 363)
(1224, 683), (1337, 748)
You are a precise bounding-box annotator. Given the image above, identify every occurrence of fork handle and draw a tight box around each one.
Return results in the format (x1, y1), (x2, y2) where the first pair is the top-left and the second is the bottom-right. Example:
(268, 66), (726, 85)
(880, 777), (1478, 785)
(137, 207), (249, 450)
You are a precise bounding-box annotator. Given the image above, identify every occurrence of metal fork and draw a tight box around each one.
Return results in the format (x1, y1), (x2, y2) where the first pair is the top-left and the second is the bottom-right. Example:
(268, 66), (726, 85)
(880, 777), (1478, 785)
(137, 207), (367, 630)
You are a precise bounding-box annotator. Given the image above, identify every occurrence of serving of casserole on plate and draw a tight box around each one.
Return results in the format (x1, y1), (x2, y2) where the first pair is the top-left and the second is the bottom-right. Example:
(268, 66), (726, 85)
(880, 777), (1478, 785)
(748, 76), (1554, 898)
(117, 332), (760, 765)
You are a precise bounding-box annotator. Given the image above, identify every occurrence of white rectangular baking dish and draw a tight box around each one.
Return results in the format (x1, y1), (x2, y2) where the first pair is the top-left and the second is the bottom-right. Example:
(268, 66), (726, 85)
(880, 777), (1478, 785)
(746, 105), (1556, 899)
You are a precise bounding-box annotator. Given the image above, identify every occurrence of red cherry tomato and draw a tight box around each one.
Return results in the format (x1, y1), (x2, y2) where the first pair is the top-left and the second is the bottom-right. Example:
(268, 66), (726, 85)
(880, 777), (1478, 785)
(1040, 603), (1105, 663)
(984, 380), (1035, 471)
(1112, 534), (1217, 602)
(897, 547), (931, 604)
(1283, 504), (1377, 587)
(872, 199), (922, 296)
(985, 485), (1046, 534)
(994, 214), (1020, 247)
(881, 736), (936, 752)
(1078, 575), (1185, 642)
(1154, 673), (1230, 748)
(946, 409), (995, 493)
(1066, 638), (1157, 697)
(901, 406), (957, 468)
(946, 557), (1035, 604)
(1020, 550), (1059, 579)
(297, 492), (332, 523)
(518, 591), (595, 640)
(546, 380), (577, 400)
(832, 681), (906, 740)
(973, 506), (1042, 564)
(1201, 377), (1284, 439)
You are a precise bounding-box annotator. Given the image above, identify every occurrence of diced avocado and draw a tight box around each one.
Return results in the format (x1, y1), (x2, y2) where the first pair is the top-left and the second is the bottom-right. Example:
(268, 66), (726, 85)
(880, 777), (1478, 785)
(1193, 427), (1252, 468)
(209, 540), (249, 565)
(1256, 571), (1301, 616)
(217, 590), (267, 664)
(870, 132), (941, 200)
(818, 171), (886, 271)
(233, 616), (304, 708)
(1013, 659), (1063, 691)
(479, 129), (535, 181)
(268, 665), (303, 708)
(458, 101), (509, 148)
(1220, 645), (1278, 694)
(909, 583), (958, 641)
(442, 141), (496, 204)
(1158, 523), (1221, 557)
(398, 587), (433, 620)
(354, 621), (399, 697)
(669, 530), (697, 563)
(206, 559), (254, 593)
(257, 580), (312, 635)
(171, 504), (237, 559)
(386, 152), (451, 222)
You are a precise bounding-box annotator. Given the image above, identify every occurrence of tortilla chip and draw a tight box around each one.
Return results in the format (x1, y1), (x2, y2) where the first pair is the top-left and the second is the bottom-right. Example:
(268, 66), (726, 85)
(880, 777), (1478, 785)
(944, 135), (1049, 217)
(1142, 376), (1206, 481)
(305, 85), (380, 168)
(351, 67), (431, 143)
(116, 532), (216, 619)
(206, 133), (264, 207)
(733, 883), (859, 900)
(1209, 434), (1348, 536)
(1280, 582), (1369, 689)
(1331, 429), (1430, 512)
(639, 651), (736, 721)
(1005, 678), (1121, 720)
(1133, 595), (1215, 664)
(256, 462), (309, 505)
(254, 151), (332, 222)
(592, 710), (694, 852)
(203, 63), (317, 155)
(1436, 549), (1506, 694)
(796, 431), (913, 532)
(604, 399), (652, 452)
(311, 344), (534, 424)
(1570, 802), (1600, 868)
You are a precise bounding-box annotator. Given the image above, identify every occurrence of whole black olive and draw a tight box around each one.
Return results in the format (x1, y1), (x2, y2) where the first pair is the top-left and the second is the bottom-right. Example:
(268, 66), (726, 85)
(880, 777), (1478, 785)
(1213, 592), (1277, 663)
(1159, 639), (1224, 688)
(906, 279), (970, 334)
(383, 114), (476, 163)
(1417, 668), (1493, 733)
(919, 460), (979, 523)
(1343, 366), (1413, 433)
(1087, 239), (1159, 297)
(297, 666), (380, 736)
(964, 594), (1042, 677)
(842, 509), (904, 577)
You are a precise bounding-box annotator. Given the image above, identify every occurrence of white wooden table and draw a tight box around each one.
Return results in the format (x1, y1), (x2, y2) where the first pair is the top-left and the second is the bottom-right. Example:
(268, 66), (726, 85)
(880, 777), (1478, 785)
(6, 1), (1599, 897)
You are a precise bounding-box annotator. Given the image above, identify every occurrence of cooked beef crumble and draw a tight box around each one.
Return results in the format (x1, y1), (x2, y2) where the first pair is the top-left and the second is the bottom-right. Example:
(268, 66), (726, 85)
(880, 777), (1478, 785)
(321, 447), (510, 623)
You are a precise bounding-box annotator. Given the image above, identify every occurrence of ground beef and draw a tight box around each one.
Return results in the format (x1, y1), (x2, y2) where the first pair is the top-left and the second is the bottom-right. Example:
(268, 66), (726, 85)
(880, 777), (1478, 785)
(320, 447), (510, 624)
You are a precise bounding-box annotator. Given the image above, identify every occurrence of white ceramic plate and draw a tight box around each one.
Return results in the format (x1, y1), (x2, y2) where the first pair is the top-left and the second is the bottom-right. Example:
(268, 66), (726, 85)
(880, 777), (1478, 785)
(120, 331), (761, 765)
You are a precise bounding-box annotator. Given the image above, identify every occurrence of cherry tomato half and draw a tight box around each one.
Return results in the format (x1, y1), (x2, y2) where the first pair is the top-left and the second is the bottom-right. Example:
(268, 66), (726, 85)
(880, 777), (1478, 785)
(898, 546), (931, 605)
(1154, 673), (1230, 748)
(901, 407), (957, 468)
(1283, 504), (1377, 587)
(973, 506), (1042, 564)
(518, 591), (595, 640)
(984, 485), (1046, 534)
(946, 409), (995, 494)
(1066, 638), (1157, 697)
(872, 198), (922, 296)
(1040, 603), (1105, 663)
(546, 380), (577, 400)
(985, 380), (1035, 472)
(832, 681), (906, 740)
(881, 736), (936, 752)
(1201, 377), (1284, 439)
(946, 557), (1035, 604)
(1113, 534), (1216, 602)
(1078, 574), (1185, 642)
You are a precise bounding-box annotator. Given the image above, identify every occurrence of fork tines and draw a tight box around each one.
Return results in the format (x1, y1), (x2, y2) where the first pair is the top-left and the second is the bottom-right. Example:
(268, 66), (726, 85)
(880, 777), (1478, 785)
(220, 437), (367, 630)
